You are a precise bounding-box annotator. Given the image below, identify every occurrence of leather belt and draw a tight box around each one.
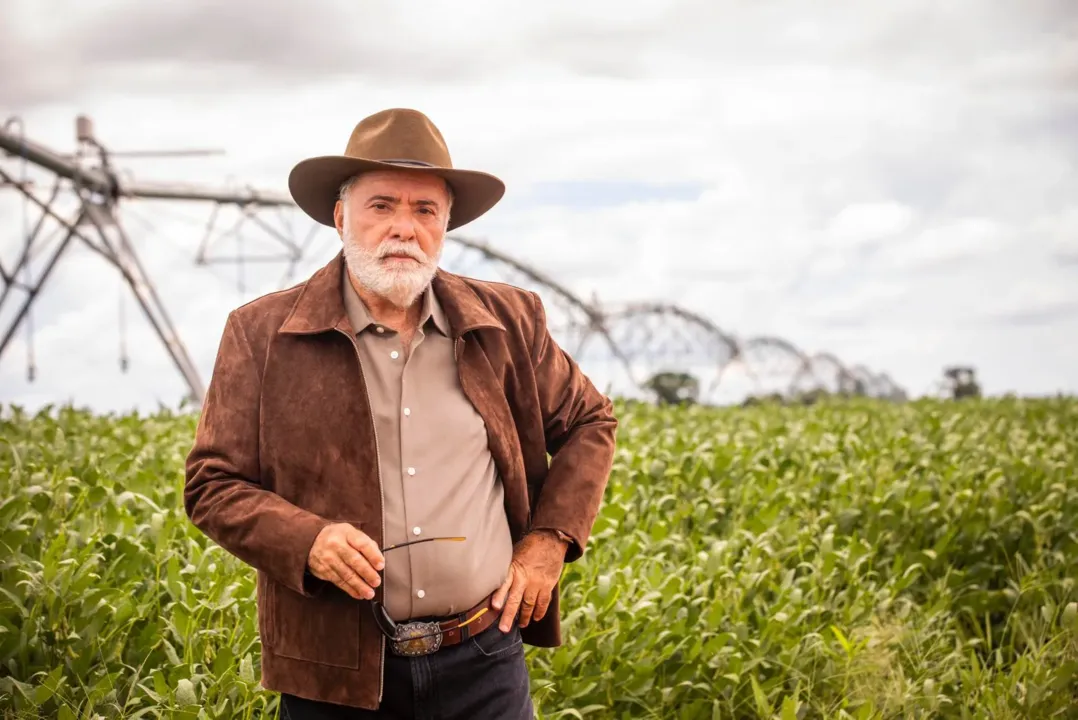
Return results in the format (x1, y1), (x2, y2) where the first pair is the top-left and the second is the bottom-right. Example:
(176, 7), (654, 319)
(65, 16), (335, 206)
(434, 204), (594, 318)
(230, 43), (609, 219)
(388, 593), (500, 657)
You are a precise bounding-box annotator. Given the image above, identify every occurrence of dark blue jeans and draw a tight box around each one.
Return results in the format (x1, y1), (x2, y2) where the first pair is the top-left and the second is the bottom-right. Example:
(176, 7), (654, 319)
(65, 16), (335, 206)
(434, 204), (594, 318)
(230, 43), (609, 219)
(279, 624), (534, 720)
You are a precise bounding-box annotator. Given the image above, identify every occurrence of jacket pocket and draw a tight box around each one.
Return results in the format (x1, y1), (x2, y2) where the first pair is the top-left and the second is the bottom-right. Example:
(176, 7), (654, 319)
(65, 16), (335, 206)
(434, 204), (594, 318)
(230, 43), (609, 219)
(267, 580), (362, 669)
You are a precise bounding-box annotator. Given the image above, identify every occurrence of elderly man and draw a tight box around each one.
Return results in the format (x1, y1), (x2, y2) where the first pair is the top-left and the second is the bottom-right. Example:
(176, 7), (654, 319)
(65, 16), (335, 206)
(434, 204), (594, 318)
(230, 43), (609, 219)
(183, 108), (618, 719)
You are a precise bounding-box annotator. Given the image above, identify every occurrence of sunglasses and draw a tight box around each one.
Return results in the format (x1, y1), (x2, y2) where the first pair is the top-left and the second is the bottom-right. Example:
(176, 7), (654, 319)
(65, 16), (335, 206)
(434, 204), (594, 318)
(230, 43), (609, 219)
(371, 536), (492, 642)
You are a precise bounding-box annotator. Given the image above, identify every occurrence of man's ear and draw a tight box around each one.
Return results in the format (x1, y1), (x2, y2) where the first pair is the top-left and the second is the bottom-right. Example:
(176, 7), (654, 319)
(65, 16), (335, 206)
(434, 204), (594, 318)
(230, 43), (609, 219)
(333, 200), (345, 236)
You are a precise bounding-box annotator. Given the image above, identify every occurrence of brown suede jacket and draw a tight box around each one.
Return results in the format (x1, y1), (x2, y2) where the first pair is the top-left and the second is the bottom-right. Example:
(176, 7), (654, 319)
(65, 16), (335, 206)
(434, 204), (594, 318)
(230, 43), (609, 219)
(183, 251), (618, 710)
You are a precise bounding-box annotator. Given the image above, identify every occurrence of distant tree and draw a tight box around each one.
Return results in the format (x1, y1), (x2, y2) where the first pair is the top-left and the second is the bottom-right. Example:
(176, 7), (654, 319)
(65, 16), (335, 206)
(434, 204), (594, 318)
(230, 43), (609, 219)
(796, 388), (830, 405)
(837, 375), (867, 397)
(741, 391), (787, 407)
(643, 371), (700, 405)
(943, 366), (981, 399)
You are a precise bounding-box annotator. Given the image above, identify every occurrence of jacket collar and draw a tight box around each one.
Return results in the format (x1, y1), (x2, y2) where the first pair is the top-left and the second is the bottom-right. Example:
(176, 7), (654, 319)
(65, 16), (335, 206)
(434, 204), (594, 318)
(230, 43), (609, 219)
(278, 250), (505, 337)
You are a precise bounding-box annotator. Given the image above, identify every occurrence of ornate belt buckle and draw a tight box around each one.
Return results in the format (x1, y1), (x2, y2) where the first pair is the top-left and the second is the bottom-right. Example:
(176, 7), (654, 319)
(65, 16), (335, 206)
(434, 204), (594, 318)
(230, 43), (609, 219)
(390, 621), (443, 657)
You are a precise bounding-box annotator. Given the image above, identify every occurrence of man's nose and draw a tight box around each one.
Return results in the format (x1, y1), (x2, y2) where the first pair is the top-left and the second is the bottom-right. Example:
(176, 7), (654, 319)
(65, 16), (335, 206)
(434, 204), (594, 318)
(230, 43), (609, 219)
(387, 206), (418, 240)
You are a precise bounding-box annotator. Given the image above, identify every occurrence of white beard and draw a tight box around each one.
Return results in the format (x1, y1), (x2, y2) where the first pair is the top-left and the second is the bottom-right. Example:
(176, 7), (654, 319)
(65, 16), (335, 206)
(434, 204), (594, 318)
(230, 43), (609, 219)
(342, 230), (441, 308)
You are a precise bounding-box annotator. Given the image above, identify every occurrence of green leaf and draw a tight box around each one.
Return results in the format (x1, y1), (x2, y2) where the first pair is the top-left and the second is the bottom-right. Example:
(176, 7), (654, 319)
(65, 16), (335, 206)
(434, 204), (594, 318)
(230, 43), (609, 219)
(781, 695), (800, 720)
(750, 674), (772, 717)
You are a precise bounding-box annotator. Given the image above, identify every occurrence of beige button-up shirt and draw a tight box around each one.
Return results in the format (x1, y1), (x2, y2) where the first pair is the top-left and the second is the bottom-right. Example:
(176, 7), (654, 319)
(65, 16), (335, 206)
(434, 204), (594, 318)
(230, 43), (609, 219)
(341, 268), (514, 621)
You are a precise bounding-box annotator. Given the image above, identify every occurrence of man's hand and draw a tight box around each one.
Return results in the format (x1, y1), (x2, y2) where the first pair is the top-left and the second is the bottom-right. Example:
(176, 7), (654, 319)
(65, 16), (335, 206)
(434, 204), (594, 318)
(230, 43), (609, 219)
(492, 530), (569, 632)
(306, 523), (385, 600)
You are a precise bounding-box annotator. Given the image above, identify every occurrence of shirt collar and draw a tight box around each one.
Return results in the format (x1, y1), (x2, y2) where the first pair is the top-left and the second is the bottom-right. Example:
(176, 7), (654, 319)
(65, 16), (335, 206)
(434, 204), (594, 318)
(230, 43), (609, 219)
(341, 266), (450, 338)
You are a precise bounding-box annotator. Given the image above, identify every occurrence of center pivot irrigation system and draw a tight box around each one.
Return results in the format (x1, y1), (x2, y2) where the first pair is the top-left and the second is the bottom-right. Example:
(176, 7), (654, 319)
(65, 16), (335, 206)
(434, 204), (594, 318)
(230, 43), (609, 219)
(0, 116), (906, 407)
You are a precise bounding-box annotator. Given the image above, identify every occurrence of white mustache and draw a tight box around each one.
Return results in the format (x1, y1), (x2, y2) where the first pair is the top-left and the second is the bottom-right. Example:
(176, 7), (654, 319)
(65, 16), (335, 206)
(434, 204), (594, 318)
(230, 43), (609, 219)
(377, 241), (428, 263)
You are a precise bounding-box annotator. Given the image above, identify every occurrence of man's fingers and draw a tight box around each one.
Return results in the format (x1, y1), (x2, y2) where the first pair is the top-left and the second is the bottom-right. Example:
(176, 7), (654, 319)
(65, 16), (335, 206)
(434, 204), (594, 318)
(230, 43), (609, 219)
(337, 547), (382, 590)
(319, 564), (358, 600)
(344, 528), (385, 571)
(329, 556), (375, 600)
(518, 586), (539, 628)
(532, 589), (552, 623)
(312, 549), (376, 601)
(492, 567), (515, 611)
(499, 571), (528, 632)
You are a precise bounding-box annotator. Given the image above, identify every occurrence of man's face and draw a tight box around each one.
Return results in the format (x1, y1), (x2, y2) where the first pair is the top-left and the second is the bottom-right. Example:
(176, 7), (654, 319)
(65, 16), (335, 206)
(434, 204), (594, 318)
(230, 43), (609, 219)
(334, 169), (451, 308)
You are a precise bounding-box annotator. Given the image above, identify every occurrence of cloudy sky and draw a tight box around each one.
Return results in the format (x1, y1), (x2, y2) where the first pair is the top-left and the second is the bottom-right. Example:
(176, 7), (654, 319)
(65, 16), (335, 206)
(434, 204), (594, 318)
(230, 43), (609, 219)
(1, 0), (1076, 413)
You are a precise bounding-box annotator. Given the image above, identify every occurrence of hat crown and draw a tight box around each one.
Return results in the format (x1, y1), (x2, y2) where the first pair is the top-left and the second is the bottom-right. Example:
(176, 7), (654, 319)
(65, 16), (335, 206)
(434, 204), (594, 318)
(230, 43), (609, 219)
(344, 108), (453, 169)
(288, 107), (504, 231)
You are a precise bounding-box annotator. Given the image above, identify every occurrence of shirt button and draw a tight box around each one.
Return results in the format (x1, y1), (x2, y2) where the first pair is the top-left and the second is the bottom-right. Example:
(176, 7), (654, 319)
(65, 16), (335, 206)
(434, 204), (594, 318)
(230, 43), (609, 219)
(417, 589), (425, 599)
(403, 408), (411, 416)
(407, 467), (416, 476)
(390, 350), (399, 359)
(413, 526), (421, 535)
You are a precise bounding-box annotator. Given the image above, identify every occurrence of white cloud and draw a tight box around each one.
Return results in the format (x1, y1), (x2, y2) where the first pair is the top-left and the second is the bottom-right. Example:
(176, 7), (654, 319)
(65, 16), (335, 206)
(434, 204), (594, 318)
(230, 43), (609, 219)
(1030, 208), (1078, 264)
(876, 217), (1010, 271)
(981, 279), (1078, 323)
(826, 202), (917, 249)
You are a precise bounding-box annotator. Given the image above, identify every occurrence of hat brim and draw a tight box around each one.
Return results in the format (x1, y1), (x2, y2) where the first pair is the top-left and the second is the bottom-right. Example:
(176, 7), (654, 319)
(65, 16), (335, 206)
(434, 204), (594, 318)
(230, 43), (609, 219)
(288, 156), (505, 231)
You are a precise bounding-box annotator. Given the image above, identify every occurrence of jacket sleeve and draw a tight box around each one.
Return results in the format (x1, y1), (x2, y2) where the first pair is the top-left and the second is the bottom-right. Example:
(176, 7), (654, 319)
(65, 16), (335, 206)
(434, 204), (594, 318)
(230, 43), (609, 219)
(526, 292), (618, 562)
(184, 311), (333, 597)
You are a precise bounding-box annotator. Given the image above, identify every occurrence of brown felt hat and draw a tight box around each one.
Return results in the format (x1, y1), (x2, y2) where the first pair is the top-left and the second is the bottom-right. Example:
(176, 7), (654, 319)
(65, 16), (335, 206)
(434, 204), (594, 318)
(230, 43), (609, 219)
(288, 108), (505, 231)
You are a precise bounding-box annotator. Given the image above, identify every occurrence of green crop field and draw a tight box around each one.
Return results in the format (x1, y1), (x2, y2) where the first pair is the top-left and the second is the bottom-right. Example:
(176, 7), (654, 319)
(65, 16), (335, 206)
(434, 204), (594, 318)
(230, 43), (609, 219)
(1, 396), (1077, 719)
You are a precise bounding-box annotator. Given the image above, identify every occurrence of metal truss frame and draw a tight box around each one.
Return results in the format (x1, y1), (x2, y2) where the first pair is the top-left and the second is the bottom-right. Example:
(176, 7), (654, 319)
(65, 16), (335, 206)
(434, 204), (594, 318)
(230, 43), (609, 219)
(1, 115), (906, 407)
